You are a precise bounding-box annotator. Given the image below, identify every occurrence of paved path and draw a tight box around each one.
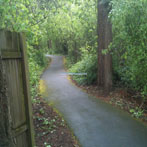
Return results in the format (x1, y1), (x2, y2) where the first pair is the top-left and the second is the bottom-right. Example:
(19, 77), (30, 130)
(41, 55), (147, 147)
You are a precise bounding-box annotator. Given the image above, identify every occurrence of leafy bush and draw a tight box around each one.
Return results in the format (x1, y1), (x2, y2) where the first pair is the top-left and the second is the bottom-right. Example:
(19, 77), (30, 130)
(27, 45), (47, 99)
(110, 0), (147, 96)
(29, 59), (41, 98)
(69, 46), (97, 85)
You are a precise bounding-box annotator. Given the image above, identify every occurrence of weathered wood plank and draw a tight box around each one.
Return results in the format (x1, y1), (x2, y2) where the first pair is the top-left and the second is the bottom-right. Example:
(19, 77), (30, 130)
(19, 33), (35, 147)
(12, 32), (20, 51)
(1, 51), (22, 59)
(0, 30), (14, 147)
(3, 60), (26, 128)
(0, 30), (20, 51)
(0, 30), (7, 49)
(16, 132), (29, 147)
(0, 30), (34, 147)
(12, 124), (28, 138)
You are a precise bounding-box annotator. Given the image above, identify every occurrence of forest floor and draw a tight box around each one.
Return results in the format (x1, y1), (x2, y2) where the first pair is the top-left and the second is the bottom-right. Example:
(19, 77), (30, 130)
(69, 78), (147, 124)
(33, 96), (80, 147)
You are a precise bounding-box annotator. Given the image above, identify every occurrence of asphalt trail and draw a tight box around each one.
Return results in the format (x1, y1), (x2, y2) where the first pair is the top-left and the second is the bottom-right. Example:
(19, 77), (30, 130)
(41, 55), (147, 147)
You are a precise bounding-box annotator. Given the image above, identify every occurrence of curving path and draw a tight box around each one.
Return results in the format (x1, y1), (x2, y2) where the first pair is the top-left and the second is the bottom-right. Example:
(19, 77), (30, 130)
(41, 55), (147, 147)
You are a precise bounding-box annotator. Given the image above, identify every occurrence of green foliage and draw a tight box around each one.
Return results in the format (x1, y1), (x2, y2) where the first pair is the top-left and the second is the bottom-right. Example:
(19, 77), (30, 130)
(48, 0), (98, 85)
(39, 108), (45, 115)
(27, 44), (47, 99)
(110, 0), (147, 97)
(0, 0), (52, 99)
(1, 0), (146, 102)
(1, 0), (98, 89)
(44, 142), (51, 147)
(45, 0), (97, 63)
(130, 107), (144, 119)
(69, 45), (97, 85)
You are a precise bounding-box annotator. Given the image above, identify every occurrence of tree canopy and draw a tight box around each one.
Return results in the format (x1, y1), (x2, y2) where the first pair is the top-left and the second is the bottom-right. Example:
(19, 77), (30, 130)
(0, 0), (146, 98)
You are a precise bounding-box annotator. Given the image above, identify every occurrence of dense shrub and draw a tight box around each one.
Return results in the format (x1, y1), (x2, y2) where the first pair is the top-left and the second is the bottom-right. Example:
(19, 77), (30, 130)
(69, 46), (97, 85)
(110, 0), (147, 97)
(27, 45), (47, 98)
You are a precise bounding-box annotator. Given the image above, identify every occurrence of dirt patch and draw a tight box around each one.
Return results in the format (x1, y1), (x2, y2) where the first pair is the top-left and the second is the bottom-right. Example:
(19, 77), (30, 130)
(33, 97), (80, 147)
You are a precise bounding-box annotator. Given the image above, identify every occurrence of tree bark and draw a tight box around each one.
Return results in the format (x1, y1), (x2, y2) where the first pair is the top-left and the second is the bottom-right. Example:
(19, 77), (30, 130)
(97, 0), (112, 92)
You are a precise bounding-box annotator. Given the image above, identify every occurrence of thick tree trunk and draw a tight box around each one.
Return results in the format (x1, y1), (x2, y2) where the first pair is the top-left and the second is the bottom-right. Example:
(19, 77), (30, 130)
(97, 0), (112, 92)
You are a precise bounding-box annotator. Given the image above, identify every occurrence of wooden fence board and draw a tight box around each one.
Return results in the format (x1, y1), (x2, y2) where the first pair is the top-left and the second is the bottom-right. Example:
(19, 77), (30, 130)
(1, 51), (22, 59)
(19, 33), (35, 146)
(3, 60), (26, 129)
(0, 30), (35, 147)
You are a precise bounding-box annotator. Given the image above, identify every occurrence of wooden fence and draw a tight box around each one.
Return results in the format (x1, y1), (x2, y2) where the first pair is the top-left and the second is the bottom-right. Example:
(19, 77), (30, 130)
(0, 30), (34, 147)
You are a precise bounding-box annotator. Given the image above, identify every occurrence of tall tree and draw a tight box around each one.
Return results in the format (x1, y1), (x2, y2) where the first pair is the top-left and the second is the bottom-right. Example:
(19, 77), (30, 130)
(97, 0), (112, 92)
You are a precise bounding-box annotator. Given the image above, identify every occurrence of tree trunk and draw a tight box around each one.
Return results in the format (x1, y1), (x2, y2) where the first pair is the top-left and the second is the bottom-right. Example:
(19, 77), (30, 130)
(97, 0), (112, 92)
(48, 40), (52, 49)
